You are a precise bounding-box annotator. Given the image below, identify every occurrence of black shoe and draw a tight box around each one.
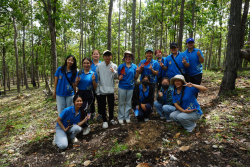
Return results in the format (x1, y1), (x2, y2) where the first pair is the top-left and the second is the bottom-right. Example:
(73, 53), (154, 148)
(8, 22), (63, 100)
(96, 114), (102, 121)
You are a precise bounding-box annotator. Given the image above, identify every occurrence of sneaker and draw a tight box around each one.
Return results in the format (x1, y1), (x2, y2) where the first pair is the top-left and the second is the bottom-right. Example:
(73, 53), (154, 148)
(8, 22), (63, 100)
(166, 119), (173, 122)
(82, 127), (91, 135)
(118, 120), (124, 125)
(103, 122), (108, 129)
(126, 119), (131, 124)
(144, 118), (149, 122)
(52, 134), (56, 146)
(160, 117), (165, 120)
(70, 137), (78, 143)
(96, 114), (102, 121)
(90, 113), (95, 121)
(110, 119), (118, 125)
(187, 123), (197, 133)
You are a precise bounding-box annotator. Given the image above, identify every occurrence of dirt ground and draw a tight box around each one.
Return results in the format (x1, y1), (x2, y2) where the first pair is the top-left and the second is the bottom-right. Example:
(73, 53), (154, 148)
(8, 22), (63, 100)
(1, 71), (250, 167)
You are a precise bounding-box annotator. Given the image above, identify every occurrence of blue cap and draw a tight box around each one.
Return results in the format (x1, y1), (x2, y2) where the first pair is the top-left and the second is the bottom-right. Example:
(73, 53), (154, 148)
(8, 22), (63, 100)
(186, 38), (194, 44)
(145, 48), (153, 53)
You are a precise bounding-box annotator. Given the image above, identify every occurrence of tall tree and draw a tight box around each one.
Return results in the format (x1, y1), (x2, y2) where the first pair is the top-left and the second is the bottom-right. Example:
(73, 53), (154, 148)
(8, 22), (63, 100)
(132, 0), (136, 63)
(190, 0), (195, 38)
(118, 0), (121, 65)
(219, 0), (242, 95)
(138, 0), (141, 63)
(178, 0), (185, 51)
(107, 0), (113, 50)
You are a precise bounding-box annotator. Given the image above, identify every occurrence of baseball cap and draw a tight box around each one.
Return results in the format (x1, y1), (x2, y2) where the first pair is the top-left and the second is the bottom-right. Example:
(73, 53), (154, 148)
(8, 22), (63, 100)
(103, 50), (112, 56)
(186, 38), (195, 43)
(145, 48), (153, 53)
(170, 42), (178, 48)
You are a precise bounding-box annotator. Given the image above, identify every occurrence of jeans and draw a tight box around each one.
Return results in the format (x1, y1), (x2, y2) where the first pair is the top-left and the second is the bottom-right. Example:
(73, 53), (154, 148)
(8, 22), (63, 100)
(118, 88), (133, 120)
(169, 110), (201, 131)
(133, 103), (152, 121)
(154, 101), (176, 120)
(56, 95), (74, 115)
(55, 125), (82, 149)
(97, 94), (114, 122)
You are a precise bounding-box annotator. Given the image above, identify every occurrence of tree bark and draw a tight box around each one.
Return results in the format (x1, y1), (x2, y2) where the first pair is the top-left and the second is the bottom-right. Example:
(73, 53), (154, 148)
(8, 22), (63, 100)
(80, 0), (83, 69)
(118, 0), (121, 65)
(13, 17), (20, 93)
(219, 0), (242, 95)
(190, 0), (195, 38)
(138, 0), (141, 63)
(132, 0), (136, 63)
(107, 0), (113, 50)
(2, 42), (6, 95)
(125, 0), (127, 51)
(22, 24), (29, 89)
(178, 0), (185, 52)
(208, 31), (214, 70)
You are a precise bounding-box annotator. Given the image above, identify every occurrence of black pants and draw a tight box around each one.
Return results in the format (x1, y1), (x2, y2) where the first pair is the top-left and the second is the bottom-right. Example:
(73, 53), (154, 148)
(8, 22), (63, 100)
(97, 94), (114, 122)
(90, 90), (102, 114)
(156, 76), (162, 92)
(133, 103), (152, 121)
(75, 90), (93, 126)
(190, 73), (202, 98)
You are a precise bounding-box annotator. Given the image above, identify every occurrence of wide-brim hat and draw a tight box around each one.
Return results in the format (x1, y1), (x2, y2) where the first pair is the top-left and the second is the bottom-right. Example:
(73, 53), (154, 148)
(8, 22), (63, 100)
(170, 74), (186, 85)
(103, 50), (112, 56)
(122, 51), (134, 60)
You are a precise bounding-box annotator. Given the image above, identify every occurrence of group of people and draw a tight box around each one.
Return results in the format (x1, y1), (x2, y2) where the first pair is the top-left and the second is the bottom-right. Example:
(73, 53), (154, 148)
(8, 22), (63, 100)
(52, 38), (208, 150)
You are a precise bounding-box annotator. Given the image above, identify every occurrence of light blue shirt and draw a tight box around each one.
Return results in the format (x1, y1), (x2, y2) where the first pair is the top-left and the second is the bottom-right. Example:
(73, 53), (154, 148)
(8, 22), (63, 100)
(139, 59), (160, 83)
(184, 48), (204, 76)
(118, 63), (137, 90)
(77, 70), (98, 90)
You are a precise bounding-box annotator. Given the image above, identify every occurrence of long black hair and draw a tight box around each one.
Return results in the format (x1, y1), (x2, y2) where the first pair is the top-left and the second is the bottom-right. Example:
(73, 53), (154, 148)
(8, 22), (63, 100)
(61, 55), (77, 82)
(173, 84), (185, 106)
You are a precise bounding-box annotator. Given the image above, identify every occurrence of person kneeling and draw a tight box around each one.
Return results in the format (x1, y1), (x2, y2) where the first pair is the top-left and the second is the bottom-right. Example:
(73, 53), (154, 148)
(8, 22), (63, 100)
(169, 75), (207, 132)
(53, 95), (90, 149)
(132, 75), (154, 122)
(154, 77), (175, 122)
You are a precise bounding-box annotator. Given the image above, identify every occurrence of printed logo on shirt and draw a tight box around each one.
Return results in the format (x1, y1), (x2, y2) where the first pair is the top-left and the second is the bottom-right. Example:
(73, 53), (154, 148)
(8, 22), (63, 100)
(59, 75), (62, 79)
(169, 61), (171, 65)
(67, 120), (70, 123)
(139, 96), (141, 99)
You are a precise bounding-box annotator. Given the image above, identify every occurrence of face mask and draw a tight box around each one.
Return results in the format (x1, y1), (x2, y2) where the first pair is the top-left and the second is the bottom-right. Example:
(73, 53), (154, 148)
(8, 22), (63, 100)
(142, 81), (149, 87)
(162, 84), (169, 90)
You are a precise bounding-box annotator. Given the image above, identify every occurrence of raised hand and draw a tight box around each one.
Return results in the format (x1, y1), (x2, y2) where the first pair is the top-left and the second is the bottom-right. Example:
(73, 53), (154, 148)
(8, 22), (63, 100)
(197, 50), (201, 57)
(149, 63), (153, 70)
(183, 82), (193, 87)
(118, 75), (123, 80)
(75, 76), (80, 83)
(92, 73), (95, 81)
(160, 62), (164, 67)
(182, 56), (187, 64)
(109, 66), (114, 73)
(158, 91), (163, 97)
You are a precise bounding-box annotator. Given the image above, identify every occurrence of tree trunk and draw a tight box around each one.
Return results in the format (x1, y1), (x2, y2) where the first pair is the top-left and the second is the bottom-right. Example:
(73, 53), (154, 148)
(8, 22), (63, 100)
(125, 0), (127, 51)
(178, 0), (185, 51)
(208, 31), (214, 70)
(138, 0), (141, 63)
(22, 24), (29, 89)
(80, 0), (83, 69)
(118, 0), (121, 65)
(2, 43), (6, 95)
(36, 47), (40, 88)
(107, 0), (113, 50)
(219, 0), (242, 95)
(13, 17), (20, 93)
(132, 0), (136, 64)
(7, 66), (10, 91)
(190, 0), (195, 38)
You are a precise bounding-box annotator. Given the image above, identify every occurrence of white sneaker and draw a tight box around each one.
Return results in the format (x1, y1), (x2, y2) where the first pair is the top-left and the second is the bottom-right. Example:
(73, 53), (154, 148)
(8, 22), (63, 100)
(166, 119), (173, 122)
(126, 119), (131, 124)
(187, 123), (197, 132)
(70, 137), (78, 143)
(82, 127), (91, 135)
(52, 134), (56, 146)
(103, 122), (108, 129)
(144, 118), (149, 122)
(160, 117), (165, 119)
(118, 120), (124, 125)
(110, 119), (118, 125)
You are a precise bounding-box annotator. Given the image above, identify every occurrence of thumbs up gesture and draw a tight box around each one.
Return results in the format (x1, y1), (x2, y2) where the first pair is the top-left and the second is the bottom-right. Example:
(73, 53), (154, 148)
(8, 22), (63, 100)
(197, 50), (201, 57)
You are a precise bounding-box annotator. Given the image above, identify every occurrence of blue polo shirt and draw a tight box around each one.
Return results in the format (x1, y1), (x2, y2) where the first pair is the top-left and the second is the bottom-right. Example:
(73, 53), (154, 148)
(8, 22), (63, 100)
(91, 60), (101, 72)
(172, 87), (202, 115)
(164, 52), (189, 80)
(158, 57), (168, 78)
(139, 84), (149, 102)
(77, 70), (98, 90)
(184, 48), (204, 76)
(139, 59), (160, 83)
(118, 63), (137, 90)
(55, 66), (76, 96)
(56, 106), (81, 128)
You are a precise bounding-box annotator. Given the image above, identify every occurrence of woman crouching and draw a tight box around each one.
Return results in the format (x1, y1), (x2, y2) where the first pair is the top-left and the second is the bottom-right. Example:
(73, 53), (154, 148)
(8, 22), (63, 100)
(53, 95), (90, 149)
(170, 75), (207, 132)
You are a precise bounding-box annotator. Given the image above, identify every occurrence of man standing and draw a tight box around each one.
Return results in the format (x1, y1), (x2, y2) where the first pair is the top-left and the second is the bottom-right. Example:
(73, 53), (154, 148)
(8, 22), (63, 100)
(184, 38), (204, 98)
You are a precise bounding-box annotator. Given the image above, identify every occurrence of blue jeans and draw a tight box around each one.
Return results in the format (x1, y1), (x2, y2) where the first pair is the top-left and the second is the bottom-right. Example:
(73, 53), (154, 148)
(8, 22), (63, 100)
(133, 103), (152, 121)
(55, 125), (82, 149)
(56, 95), (74, 115)
(154, 101), (176, 120)
(169, 110), (201, 131)
(118, 88), (133, 120)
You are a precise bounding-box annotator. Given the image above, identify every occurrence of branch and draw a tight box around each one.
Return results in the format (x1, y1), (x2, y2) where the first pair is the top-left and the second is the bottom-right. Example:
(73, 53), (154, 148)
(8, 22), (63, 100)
(240, 49), (250, 62)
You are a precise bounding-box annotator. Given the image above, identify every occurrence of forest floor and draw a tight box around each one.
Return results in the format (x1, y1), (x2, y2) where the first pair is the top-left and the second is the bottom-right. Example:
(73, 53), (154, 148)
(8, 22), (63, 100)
(0, 70), (250, 167)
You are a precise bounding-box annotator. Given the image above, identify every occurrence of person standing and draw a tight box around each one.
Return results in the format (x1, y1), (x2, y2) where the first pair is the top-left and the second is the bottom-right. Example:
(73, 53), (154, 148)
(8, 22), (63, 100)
(90, 50), (102, 121)
(117, 51), (139, 124)
(184, 38), (204, 98)
(160, 42), (190, 81)
(53, 55), (78, 115)
(155, 50), (166, 92)
(96, 50), (118, 128)
(75, 57), (98, 135)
